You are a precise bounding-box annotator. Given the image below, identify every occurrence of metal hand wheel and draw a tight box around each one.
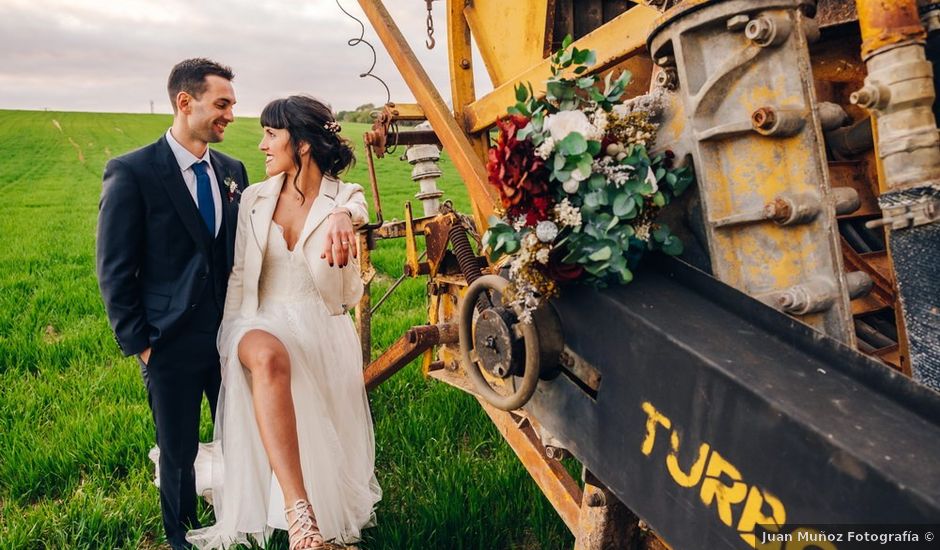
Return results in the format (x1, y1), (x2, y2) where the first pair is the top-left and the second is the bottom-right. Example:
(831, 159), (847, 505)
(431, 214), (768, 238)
(458, 275), (560, 410)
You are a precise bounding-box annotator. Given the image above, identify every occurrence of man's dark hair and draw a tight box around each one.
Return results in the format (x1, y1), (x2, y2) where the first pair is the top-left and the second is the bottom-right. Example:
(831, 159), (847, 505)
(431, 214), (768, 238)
(167, 58), (234, 112)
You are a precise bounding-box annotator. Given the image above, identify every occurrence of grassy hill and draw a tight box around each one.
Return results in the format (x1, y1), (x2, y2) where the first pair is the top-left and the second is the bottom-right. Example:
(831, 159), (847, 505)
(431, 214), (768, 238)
(0, 110), (572, 549)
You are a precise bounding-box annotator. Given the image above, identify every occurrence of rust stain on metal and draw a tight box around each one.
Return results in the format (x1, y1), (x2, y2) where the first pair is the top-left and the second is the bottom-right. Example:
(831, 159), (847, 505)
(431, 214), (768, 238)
(477, 398), (584, 533)
(816, 0), (858, 28)
(423, 212), (456, 277)
(856, 0), (925, 58)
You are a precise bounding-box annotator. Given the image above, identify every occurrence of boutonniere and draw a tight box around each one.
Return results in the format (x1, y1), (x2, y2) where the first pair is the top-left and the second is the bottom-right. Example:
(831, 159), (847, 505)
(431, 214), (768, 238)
(224, 176), (241, 203)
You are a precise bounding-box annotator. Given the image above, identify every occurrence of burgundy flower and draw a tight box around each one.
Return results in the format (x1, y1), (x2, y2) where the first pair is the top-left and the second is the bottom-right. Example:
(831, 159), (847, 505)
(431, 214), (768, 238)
(487, 115), (551, 223)
(540, 246), (584, 283)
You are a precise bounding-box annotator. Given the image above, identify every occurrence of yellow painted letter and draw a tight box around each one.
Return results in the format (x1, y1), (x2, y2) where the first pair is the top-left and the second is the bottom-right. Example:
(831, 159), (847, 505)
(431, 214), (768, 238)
(738, 486), (787, 548)
(666, 430), (710, 487)
(641, 402), (672, 456)
(700, 450), (748, 527)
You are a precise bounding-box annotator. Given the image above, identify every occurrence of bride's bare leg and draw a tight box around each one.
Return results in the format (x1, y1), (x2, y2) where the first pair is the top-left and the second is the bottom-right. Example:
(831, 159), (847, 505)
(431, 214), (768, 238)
(238, 329), (322, 549)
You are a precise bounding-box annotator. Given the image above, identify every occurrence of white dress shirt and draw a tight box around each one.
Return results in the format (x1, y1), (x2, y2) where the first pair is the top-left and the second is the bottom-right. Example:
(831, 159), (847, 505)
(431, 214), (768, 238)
(165, 129), (223, 236)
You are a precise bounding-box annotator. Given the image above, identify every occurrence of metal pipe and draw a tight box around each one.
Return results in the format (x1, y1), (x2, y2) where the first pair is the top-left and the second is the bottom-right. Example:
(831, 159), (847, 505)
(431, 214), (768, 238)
(363, 323), (458, 391)
(825, 117), (874, 158)
(855, 0), (940, 390)
(856, 0), (925, 60)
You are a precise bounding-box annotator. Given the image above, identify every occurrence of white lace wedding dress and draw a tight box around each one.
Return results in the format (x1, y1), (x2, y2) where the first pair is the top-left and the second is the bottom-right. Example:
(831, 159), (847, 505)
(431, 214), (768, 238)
(187, 221), (381, 549)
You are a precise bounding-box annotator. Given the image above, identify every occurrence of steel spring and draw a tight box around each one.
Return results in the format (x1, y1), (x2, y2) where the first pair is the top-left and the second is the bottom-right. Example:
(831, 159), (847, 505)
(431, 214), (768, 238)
(449, 224), (491, 311)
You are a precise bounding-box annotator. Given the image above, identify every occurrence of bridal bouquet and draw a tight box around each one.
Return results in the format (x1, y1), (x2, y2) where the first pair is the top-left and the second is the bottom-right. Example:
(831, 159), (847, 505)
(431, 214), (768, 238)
(483, 37), (694, 321)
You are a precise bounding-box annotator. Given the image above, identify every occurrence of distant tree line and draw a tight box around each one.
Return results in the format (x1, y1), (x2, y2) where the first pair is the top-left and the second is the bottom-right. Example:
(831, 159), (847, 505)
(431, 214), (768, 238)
(336, 103), (378, 124)
(336, 103), (418, 126)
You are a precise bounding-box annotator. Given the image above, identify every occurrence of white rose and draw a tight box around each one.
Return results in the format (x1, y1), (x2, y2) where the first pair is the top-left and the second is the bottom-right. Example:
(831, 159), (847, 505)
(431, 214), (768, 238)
(562, 178), (581, 194)
(543, 110), (594, 143)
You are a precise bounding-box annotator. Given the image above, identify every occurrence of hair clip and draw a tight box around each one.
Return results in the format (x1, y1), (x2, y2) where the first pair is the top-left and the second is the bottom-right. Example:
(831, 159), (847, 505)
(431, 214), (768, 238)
(325, 121), (341, 134)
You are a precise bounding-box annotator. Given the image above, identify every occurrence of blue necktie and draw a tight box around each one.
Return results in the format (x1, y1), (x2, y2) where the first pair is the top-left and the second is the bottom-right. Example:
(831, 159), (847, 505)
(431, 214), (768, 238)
(192, 161), (215, 235)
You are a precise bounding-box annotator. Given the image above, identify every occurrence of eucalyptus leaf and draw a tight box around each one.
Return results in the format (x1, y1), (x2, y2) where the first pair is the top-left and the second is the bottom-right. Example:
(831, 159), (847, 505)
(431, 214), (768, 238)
(606, 215), (620, 231)
(559, 133), (588, 156)
(612, 194), (635, 217)
(662, 236), (684, 256)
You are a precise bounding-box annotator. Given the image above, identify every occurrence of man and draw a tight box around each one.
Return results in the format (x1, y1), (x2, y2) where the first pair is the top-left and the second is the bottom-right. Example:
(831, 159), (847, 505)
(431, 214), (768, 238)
(96, 58), (247, 549)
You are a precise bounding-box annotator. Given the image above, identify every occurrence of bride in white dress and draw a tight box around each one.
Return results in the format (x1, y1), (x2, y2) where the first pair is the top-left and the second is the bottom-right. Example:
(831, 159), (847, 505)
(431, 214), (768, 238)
(188, 96), (381, 550)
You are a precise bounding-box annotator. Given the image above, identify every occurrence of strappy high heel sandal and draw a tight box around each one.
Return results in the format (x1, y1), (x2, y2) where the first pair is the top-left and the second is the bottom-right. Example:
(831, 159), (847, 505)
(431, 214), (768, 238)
(285, 499), (326, 550)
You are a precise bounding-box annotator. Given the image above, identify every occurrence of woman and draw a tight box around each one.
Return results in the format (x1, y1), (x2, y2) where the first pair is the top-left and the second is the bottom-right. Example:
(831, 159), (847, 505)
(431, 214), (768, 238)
(188, 96), (381, 550)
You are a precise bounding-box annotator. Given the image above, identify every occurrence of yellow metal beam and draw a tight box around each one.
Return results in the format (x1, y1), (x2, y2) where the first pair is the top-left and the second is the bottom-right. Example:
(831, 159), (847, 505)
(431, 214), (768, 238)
(463, 4), (659, 133)
(463, 0), (549, 87)
(383, 103), (426, 121)
(356, 0), (496, 229)
(476, 398), (584, 534)
(447, 0), (489, 163)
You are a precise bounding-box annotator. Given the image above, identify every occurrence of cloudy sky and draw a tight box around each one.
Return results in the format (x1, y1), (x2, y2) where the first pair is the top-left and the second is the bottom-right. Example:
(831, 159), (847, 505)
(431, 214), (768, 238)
(0, 0), (493, 115)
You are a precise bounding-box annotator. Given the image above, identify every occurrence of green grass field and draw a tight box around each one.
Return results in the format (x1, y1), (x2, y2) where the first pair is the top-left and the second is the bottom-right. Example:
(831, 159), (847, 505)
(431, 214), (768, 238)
(0, 110), (573, 549)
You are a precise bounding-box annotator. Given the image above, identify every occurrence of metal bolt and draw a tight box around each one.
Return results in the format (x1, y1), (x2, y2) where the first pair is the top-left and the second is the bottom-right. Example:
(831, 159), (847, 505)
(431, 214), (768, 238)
(745, 17), (773, 42)
(655, 67), (678, 90)
(544, 445), (570, 460)
(460, 58), (471, 69)
(726, 14), (749, 32)
(584, 489), (607, 507)
(751, 107), (777, 131)
(850, 85), (886, 110)
(484, 335), (498, 350)
(763, 197), (791, 223)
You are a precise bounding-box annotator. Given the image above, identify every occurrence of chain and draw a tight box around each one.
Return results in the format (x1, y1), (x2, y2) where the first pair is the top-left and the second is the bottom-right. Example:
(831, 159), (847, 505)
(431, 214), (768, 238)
(425, 0), (435, 49)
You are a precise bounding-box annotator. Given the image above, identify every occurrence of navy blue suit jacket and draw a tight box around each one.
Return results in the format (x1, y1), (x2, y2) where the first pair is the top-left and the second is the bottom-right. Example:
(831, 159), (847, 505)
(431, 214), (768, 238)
(96, 136), (248, 356)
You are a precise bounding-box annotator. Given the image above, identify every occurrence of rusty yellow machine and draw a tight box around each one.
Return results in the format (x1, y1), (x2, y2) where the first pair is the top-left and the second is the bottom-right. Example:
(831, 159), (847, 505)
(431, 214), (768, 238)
(346, 1), (940, 548)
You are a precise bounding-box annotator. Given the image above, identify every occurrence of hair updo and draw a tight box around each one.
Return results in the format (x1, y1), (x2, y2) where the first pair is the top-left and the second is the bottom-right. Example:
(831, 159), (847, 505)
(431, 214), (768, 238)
(260, 96), (355, 201)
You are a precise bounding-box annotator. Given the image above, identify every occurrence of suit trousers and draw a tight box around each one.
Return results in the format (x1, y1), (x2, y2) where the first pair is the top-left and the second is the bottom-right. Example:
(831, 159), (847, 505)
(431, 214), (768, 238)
(139, 292), (222, 549)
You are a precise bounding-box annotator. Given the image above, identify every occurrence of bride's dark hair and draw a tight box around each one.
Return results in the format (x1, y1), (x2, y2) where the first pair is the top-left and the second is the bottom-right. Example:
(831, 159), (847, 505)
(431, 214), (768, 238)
(260, 95), (355, 203)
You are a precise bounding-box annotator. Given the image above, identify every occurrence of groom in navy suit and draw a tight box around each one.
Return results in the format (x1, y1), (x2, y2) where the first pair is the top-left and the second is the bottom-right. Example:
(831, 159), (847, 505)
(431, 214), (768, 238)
(96, 58), (247, 549)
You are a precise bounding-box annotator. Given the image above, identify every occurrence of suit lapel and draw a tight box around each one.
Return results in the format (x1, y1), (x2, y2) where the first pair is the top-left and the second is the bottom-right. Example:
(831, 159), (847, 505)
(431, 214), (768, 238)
(209, 152), (236, 226)
(152, 137), (210, 250)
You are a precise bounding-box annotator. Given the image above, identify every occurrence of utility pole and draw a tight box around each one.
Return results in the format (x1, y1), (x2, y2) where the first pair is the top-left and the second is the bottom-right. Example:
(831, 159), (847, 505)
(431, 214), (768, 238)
(150, 100), (154, 114)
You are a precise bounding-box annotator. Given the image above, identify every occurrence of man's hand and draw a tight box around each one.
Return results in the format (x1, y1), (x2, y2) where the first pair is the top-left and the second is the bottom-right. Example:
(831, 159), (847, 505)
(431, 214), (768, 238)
(321, 208), (358, 268)
(139, 347), (152, 366)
